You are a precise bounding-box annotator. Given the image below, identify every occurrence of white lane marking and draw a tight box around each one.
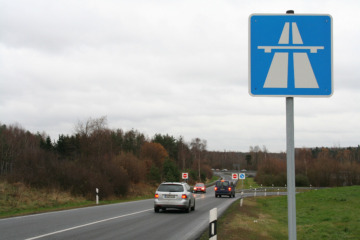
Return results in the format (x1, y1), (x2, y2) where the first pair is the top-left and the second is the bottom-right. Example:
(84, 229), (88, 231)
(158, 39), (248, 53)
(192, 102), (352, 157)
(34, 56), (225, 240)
(25, 208), (152, 240)
(0, 199), (153, 222)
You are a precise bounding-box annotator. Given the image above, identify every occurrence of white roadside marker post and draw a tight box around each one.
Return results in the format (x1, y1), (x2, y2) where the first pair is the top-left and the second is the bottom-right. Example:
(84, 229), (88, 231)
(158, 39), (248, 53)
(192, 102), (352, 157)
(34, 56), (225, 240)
(209, 208), (217, 240)
(240, 192), (244, 207)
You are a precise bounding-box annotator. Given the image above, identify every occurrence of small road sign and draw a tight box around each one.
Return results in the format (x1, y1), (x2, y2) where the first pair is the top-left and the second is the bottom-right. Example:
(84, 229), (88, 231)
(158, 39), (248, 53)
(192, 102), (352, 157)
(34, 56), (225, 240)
(239, 173), (246, 180)
(232, 173), (238, 180)
(182, 173), (188, 179)
(249, 14), (332, 97)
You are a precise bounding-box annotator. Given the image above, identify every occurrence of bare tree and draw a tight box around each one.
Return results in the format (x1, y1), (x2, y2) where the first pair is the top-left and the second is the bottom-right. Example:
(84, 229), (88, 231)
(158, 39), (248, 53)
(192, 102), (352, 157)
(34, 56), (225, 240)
(190, 138), (207, 181)
(75, 116), (108, 137)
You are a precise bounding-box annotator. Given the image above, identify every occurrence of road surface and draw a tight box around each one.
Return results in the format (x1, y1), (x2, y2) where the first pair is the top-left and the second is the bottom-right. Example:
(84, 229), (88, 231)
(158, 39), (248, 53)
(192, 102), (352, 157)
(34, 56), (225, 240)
(0, 177), (239, 240)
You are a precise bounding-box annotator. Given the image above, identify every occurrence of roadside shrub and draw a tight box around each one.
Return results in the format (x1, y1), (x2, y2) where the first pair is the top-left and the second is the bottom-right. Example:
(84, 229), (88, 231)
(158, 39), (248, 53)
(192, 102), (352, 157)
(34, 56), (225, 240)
(189, 169), (198, 183)
(162, 158), (180, 182)
(53, 159), (130, 199)
(255, 174), (274, 186)
(147, 165), (161, 183)
(200, 172), (206, 182)
(255, 174), (286, 187)
(273, 173), (287, 186)
(296, 174), (310, 187)
(201, 164), (213, 180)
(101, 161), (129, 197)
(114, 153), (146, 184)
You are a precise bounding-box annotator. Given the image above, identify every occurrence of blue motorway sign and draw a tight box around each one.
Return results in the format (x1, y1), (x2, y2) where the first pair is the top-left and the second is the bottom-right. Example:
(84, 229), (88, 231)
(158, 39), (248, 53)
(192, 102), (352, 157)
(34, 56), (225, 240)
(249, 14), (333, 97)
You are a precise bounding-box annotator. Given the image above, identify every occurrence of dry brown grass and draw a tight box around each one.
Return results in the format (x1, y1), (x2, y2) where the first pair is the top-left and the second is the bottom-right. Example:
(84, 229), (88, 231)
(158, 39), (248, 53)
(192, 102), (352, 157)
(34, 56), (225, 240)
(0, 180), (160, 218)
(127, 182), (157, 197)
(0, 181), (88, 218)
(201, 197), (281, 240)
(223, 199), (273, 240)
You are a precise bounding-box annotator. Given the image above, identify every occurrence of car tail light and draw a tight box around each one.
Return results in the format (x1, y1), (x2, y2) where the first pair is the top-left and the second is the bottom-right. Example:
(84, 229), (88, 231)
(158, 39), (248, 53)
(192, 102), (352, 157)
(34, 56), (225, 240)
(228, 187), (232, 191)
(214, 187), (218, 191)
(155, 193), (159, 198)
(182, 194), (187, 199)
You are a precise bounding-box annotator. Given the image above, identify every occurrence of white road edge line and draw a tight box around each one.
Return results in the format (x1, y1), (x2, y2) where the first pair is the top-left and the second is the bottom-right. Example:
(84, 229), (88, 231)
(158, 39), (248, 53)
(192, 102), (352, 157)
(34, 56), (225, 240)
(25, 208), (153, 240)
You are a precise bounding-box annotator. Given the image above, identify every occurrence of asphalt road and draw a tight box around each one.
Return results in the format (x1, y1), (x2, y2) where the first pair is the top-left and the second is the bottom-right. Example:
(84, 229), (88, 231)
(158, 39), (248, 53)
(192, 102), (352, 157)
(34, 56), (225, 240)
(0, 181), (240, 240)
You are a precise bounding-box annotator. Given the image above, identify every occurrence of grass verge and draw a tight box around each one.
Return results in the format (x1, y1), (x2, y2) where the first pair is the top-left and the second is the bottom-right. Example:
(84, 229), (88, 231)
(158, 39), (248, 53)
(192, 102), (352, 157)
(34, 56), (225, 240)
(0, 176), (216, 218)
(0, 181), (157, 219)
(200, 186), (360, 240)
(206, 175), (220, 184)
(236, 177), (260, 190)
(0, 181), (91, 218)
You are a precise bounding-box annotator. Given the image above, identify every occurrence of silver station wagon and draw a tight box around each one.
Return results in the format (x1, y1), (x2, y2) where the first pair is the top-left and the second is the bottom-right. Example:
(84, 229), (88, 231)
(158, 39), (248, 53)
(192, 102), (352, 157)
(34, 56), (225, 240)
(154, 182), (195, 213)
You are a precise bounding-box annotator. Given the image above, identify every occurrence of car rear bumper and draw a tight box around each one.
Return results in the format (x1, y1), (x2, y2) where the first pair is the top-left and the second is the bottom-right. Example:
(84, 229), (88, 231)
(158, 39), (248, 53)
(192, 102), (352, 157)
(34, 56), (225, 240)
(154, 199), (190, 209)
(215, 191), (232, 195)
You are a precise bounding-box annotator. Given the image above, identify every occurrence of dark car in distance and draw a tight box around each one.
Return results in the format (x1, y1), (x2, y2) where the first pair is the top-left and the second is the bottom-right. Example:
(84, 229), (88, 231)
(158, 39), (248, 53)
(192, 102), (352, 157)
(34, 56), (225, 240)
(214, 180), (235, 198)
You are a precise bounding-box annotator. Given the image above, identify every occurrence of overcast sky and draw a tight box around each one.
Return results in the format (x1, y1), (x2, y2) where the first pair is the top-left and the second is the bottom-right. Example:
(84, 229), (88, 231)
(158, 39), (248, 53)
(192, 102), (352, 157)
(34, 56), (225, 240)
(1, 0), (359, 152)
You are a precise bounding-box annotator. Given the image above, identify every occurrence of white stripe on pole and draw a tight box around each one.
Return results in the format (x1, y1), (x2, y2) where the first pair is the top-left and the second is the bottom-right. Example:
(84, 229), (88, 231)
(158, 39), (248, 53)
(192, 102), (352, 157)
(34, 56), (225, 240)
(209, 208), (217, 225)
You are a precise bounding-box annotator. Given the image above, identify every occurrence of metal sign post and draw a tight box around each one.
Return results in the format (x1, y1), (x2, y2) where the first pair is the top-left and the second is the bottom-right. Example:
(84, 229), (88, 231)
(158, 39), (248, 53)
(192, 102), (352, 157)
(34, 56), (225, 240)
(286, 97), (296, 240)
(239, 173), (246, 190)
(249, 10), (332, 240)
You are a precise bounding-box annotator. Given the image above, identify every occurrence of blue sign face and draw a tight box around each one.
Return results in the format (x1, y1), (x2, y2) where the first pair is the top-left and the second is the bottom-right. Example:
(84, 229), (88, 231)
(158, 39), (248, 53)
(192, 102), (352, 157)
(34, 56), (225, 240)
(239, 173), (245, 179)
(249, 14), (332, 97)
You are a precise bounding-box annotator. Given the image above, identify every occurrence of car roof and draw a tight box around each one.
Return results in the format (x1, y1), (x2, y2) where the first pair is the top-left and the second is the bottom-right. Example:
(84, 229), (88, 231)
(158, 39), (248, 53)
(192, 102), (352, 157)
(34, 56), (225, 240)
(161, 182), (186, 185)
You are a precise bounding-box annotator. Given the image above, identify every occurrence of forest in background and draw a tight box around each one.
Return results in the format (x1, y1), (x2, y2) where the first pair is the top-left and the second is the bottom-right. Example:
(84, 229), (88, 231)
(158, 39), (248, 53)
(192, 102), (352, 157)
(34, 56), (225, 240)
(253, 146), (360, 187)
(1, 116), (359, 200)
(0, 117), (212, 199)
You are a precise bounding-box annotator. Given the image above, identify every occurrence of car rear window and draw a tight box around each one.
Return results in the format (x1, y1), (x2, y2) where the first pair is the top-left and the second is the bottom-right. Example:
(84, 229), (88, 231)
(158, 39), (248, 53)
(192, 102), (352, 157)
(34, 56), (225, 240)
(216, 181), (230, 187)
(158, 184), (184, 192)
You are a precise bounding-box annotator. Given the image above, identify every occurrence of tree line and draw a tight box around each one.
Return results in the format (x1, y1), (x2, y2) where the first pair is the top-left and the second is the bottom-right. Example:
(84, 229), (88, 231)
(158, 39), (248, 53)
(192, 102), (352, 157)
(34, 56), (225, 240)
(1, 117), (359, 198)
(0, 117), (212, 199)
(253, 146), (360, 187)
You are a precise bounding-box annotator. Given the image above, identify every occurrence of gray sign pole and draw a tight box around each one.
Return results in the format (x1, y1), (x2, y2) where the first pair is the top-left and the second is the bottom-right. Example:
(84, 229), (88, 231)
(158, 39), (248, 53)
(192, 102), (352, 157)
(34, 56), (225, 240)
(286, 96), (296, 240)
(285, 10), (296, 240)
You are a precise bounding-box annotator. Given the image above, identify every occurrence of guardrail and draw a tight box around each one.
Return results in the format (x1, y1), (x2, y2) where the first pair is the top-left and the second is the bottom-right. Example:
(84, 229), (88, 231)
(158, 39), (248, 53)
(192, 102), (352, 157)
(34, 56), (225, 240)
(236, 186), (325, 193)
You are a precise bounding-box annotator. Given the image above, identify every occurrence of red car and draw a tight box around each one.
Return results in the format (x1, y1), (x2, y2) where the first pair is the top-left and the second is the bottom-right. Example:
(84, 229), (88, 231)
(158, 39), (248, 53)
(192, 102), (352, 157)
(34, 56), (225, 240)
(193, 183), (206, 193)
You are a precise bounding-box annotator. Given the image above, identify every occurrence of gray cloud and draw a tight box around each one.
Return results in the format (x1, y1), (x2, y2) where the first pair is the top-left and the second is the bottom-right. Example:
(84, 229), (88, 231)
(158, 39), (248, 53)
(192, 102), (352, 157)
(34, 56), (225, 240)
(1, 0), (359, 152)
